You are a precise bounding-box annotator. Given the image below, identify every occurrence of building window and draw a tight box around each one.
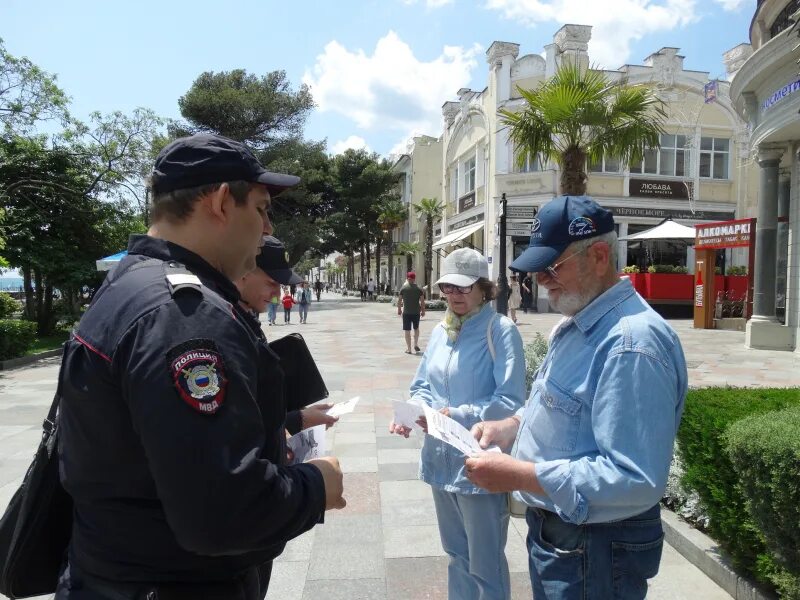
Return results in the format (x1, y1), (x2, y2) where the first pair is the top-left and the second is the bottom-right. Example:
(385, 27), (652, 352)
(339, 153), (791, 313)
(699, 137), (729, 180)
(630, 134), (687, 176)
(770, 0), (800, 38)
(588, 155), (621, 173)
(514, 152), (543, 173)
(463, 156), (476, 193)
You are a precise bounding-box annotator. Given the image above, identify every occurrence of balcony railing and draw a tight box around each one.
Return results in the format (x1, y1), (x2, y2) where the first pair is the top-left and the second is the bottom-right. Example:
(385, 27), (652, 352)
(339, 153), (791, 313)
(770, 0), (800, 38)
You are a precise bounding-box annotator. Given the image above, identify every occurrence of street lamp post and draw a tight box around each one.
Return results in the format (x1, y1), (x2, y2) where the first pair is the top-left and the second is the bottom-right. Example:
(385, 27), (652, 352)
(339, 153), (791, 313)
(496, 193), (509, 316)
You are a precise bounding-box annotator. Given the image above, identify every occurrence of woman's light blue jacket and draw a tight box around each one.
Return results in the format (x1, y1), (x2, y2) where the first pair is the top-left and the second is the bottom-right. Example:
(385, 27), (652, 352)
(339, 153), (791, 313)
(409, 303), (526, 493)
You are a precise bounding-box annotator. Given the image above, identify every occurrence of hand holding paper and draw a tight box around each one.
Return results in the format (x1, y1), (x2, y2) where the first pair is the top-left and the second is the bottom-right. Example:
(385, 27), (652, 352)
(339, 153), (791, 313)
(286, 425), (326, 465)
(422, 405), (501, 456)
(326, 396), (360, 418)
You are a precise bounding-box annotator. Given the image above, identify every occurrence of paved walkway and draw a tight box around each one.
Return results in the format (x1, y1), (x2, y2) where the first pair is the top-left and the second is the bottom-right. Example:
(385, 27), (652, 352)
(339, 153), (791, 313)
(2, 293), (798, 599)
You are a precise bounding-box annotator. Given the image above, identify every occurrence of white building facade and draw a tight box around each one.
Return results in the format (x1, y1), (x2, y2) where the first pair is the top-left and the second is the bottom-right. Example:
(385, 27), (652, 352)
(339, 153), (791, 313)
(729, 0), (800, 351)
(435, 25), (754, 312)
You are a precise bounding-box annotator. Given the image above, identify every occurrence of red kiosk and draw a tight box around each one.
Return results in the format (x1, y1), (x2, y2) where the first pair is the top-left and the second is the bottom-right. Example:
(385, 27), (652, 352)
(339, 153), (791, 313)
(693, 218), (756, 329)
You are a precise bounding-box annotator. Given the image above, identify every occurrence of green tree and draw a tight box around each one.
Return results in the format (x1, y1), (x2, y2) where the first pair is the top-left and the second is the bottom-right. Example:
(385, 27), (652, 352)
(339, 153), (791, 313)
(377, 196), (408, 294)
(413, 197), (443, 293)
(178, 70), (313, 149)
(395, 242), (421, 274)
(500, 62), (665, 196)
(0, 136), (145, 334)
(0, 38), (69, 135)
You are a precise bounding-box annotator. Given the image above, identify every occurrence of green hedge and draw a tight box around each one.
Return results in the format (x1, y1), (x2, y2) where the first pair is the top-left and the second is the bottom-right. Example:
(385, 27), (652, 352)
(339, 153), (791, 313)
(727, 406), (800, 599)
(0, 292), (21, 319)
(677, 387), (800, 588)
(0, 319), (37, 360)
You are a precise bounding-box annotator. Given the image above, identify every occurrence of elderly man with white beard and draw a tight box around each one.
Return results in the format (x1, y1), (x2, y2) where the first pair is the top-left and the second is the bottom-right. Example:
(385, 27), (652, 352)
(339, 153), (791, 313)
(465, 195), (688, 600)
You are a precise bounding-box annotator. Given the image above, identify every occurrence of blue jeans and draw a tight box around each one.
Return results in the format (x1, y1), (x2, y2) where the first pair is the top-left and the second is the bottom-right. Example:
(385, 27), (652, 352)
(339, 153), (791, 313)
(298, 303), (309, 322)
(525, 504), (664, 600)
(431, 487), (510, 600)
(267, 303), (277, 323)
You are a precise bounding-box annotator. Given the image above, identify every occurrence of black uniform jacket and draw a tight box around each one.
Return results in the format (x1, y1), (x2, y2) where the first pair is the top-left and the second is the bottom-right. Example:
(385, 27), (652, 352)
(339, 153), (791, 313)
(58, 235), (326, 583)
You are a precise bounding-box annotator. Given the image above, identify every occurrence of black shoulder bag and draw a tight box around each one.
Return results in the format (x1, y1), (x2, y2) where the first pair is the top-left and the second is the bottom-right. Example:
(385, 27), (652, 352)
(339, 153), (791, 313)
(0, 361), (72, 598)
(268, 333), (329, 412)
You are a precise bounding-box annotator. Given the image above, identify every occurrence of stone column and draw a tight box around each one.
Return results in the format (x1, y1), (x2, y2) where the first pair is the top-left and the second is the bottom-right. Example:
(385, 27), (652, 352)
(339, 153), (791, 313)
(776, 173), (790, 322)
(751, 148), (783, 321)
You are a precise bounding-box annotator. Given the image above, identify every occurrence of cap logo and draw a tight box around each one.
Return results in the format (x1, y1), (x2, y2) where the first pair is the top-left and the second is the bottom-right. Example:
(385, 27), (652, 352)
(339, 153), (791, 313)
(455, 261), (471, 270)
(285, 251), (290, 263)
(531, 218), (541, 233)
(568, 216), (596, 237)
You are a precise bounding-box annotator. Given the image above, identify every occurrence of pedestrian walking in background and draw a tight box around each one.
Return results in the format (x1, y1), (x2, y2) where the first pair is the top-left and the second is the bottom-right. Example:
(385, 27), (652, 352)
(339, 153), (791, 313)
(295, 281), (312, 324)
(508, 273), (522, 323)
(396, 271), (425, 354)
(521, 272), (533, 313)
(367, 278), (376, 300)
(390, 248), (526, 600)
(267, 290), (279, 325)
(466, 195), (688, 600)
(282, 287), (295, 323)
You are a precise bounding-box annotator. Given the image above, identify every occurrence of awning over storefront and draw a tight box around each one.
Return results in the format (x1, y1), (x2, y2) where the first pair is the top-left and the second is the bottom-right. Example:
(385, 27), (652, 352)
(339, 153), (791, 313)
(619, 219), (697, 242)
(432, 222), (484, 249)
(96, 251), (127, 271)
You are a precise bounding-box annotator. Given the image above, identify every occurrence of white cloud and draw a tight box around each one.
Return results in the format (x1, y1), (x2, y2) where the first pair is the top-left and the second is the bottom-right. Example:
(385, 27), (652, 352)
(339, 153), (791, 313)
(331, 135), (371, 155)
(303, 31), (481, 138)
(711, 0), (746, 10)
(402, 0), (454, 7)
(484, 0), (700, 68)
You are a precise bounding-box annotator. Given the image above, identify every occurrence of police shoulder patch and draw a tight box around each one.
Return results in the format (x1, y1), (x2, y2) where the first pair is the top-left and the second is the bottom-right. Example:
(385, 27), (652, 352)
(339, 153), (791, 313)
(166, 339), (228, 415)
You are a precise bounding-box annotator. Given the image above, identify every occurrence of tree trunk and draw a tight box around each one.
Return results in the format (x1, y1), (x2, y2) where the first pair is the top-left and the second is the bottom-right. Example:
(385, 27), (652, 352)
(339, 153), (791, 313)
(560, 146), (588, 196)
(387, 237), (395, 295)
(375, 237), (382, 294)
(34, 269), (45, 335)
(359, 242), (365, 285)
(406, 253), (413, 272)
(43, 281), (54, 336)
(22, 265), (34, 320)
(366, 242), (372, 281)
(425, 216), (433, 295)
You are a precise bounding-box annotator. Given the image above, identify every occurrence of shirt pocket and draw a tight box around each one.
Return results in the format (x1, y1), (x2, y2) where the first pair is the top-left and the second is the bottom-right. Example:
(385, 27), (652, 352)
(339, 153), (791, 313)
(529, 378), (582, 452)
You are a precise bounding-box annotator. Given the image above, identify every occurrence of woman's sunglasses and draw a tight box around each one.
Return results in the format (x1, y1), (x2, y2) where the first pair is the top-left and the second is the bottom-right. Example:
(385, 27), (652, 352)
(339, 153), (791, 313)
(438, 283), (474, 295)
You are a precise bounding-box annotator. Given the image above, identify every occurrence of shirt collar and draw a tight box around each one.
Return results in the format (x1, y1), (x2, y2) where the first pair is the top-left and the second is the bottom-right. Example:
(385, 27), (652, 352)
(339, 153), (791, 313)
(127, 234), (241, 304)
(572, 278), (635, 334)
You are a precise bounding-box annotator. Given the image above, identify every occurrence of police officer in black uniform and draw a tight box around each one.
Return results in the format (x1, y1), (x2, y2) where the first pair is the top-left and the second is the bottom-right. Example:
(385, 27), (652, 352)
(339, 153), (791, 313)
(234, 236), (338, 435)
(55, 134), (346, 599)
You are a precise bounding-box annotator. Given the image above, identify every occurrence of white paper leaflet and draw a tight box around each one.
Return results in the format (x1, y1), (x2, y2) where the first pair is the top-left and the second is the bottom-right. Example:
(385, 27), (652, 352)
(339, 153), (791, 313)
(392, 400), (425, 431)
(286, 425), (326, 465)
(422, 405), (501, 455)
(326, 396), (360, 418)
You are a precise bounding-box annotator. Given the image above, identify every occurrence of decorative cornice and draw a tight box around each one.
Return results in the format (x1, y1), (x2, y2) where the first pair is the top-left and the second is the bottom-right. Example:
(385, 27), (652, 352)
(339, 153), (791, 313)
(486, 41), (520, 66)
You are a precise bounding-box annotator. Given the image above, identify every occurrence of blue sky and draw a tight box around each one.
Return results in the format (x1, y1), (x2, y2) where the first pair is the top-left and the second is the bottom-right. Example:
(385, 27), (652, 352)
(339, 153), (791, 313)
(2, 0), (753, 159)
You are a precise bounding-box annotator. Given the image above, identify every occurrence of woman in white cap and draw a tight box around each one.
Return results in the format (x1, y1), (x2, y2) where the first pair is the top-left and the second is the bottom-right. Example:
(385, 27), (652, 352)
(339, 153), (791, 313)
(389, 248), (526, 600)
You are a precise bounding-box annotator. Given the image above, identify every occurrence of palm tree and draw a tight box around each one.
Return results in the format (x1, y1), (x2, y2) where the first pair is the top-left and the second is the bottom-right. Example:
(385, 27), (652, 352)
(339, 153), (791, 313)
(377, 197), (408, 294)
(395, 242), (421, 276)
(500, 62), (666, 196)
(413, 197), (444, 294)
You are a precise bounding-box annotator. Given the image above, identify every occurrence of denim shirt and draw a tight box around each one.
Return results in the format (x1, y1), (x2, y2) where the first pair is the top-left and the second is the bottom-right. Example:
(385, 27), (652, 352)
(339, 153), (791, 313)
(513, 278), (688, 524)
(410, 303), (526, 494)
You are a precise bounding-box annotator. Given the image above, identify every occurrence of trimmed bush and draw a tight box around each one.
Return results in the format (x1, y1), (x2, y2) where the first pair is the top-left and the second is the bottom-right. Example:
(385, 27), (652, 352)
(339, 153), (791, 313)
(424, 299), (447, 310)
(677, 387), (800, 587)
(0, 292), (21, 319)
(727, 406), (800, 598)
(523, 333), (548, 392)
(0, 319), (37, 360)
(727, 265), (748, 276)
(621, 265), (640, 274)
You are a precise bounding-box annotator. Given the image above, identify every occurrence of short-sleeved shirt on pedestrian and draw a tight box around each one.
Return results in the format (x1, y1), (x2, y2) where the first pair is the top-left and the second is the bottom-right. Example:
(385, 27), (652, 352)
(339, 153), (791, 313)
(400, 283), (424, 315)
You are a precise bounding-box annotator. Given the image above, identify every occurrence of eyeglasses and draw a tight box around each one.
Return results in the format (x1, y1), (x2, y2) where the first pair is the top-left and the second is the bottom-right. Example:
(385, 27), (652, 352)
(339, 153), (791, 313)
(438, 283), (474, 295)
(543, 246), (590, 279)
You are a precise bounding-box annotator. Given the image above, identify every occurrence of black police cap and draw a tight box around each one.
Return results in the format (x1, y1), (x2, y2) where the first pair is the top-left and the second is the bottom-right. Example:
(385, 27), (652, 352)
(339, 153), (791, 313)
(256, 236), (303, 285)
(151, 134), (300, 197)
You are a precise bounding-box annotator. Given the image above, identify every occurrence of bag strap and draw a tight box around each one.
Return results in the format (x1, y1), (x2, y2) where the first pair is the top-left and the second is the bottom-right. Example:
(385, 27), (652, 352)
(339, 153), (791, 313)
(486, 313), (498, 362)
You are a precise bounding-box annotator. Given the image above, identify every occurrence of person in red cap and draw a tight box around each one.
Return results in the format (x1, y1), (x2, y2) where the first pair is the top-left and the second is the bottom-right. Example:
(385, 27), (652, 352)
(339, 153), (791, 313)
(396, 271), (426, 354)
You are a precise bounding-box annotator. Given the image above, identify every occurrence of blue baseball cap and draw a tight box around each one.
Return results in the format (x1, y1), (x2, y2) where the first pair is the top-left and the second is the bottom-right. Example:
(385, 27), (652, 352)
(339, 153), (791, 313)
(510, 195), (615, 273)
